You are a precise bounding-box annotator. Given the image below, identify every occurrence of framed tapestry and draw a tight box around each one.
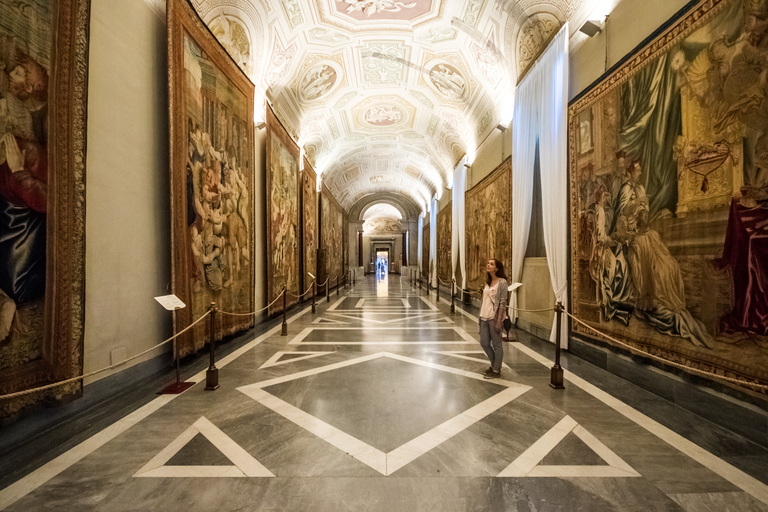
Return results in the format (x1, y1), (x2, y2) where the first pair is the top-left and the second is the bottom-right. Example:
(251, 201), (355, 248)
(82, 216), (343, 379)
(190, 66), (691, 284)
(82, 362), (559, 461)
(437, 203), (452, 284)
(569, 0), (768, 391)
(321, 185), (344, 286)
(266, 106), (300, 314)
(168, 0), (255, 357)
(0, 0), (90, 416)
(465, 157), (512, 293)
(301, 160), (317, 295)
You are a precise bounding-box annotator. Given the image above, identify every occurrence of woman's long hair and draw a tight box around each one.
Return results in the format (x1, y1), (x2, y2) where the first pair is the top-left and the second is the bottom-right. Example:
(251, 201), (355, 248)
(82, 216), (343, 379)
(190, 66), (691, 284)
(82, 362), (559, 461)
(486, 259), (507, 286)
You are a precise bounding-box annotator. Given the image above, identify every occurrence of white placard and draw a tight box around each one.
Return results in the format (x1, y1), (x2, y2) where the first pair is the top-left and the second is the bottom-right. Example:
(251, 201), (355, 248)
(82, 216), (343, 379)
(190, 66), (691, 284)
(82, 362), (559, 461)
(508, 282), (522, 292)
(154, 294), (186, 311)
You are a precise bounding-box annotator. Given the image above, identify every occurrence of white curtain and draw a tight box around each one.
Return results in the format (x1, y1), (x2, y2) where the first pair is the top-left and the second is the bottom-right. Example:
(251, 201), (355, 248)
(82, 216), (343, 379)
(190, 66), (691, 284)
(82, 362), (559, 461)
(417, 214), (423, 275)
(510, 70), (538, 323)
(429, 197), (438, 287)
(538, 24), (570, 348)
(510, 23), (570, 348)
(452, 157), (467, 289)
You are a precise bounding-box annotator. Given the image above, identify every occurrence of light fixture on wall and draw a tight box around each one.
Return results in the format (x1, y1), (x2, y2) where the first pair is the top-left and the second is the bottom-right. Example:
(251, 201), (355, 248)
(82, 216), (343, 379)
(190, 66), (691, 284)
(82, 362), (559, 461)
(255, 121), (266, 130)
(496, 123), (508, 132)
(579, 18), (603, 37)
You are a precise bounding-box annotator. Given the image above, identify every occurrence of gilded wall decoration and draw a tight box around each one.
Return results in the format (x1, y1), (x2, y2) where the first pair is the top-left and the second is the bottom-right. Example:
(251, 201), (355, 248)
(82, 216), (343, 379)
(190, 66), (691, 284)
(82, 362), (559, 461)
(569, 0), (768, 391)
(267, 106), (300, 313)
(209, 14), (251, 76)
(0, 0), (89, 416)
(516, 13), (561, 81)
(437, 204), (452, 283)
(302, 162), (318, 293)
(169, 0), (255, 357)
(465, 158), (512, 293)
(321, 186), (345, 284)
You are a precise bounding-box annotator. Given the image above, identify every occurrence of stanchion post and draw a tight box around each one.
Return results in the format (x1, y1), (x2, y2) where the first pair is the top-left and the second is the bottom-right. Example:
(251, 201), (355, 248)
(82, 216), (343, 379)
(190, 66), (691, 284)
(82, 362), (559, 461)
(336, 275), (340, 296)
(311, 279), (316, 314)
(450, 280), (455, 314)
(435, 279), (440, 304)
(281, 287), (288, 336)
(549, 301), (565, 389)
(326, 278), (330, 302)
(418, 272), (421, 290)
(205, 302), (219, 390)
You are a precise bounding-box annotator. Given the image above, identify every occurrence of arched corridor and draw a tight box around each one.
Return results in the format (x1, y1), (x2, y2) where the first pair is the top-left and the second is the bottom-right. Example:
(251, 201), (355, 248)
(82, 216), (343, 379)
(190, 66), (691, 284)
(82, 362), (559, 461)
(2, 276), (767, 510)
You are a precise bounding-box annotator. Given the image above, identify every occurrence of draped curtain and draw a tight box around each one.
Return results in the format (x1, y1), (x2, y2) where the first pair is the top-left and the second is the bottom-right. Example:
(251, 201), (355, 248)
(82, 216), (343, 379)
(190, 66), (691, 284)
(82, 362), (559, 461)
(510, 23), (570, 348)
(430, 197), (438, 287)
(510, 68), (538, 323)
(452, 157), (467, 289)
(417, 214), (423, 273)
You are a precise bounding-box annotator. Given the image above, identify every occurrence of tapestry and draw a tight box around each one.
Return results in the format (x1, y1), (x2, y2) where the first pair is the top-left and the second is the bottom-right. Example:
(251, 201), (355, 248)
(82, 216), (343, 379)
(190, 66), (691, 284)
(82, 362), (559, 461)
(342, 212), (349, 279)
(437, 203), (452, 283)
(168, 0), (255, 357)
(302, 160), (317, 294)
(569, 0), (768, 390)
(465, 158), (512, 294)
(0, 0), (90, 416)
(321, 186), (344, 286)
(267, 106), (300, 313)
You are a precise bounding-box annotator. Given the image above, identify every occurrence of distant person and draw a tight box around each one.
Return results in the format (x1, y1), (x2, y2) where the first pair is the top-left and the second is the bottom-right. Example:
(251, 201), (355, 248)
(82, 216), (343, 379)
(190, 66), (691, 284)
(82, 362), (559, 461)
(479, 259), (507, 379)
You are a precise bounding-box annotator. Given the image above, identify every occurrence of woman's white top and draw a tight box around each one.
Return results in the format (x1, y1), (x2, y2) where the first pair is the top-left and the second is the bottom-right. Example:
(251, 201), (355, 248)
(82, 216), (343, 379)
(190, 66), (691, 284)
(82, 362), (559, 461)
(479, 281), (499, 320)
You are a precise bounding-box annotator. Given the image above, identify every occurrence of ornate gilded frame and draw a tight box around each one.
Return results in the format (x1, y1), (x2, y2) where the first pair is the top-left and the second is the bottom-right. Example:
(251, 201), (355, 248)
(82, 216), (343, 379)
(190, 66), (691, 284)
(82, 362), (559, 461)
(168, 0), (255, 353)
(0, 0), (90, 416)
(465, 157), (513, 292)
(567, 0), (768, 390)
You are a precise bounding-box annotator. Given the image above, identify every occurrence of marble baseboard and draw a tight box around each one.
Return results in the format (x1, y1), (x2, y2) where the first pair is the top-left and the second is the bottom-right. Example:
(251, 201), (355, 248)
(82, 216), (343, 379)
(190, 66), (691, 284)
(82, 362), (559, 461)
(568, 335), (768, 450)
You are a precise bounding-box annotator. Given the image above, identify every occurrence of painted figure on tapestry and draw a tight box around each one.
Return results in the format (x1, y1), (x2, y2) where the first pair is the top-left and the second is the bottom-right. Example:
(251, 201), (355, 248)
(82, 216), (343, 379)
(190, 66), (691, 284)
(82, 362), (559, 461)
(465, 160), (512, 293)
(571, 0), (768, 387)
(321, 192), (343, 282)
(270, 134), (298, 298)
(0, 4), (52, 366)
(437, 206), (452, 283)
(183, 33), (251, 326)
(303, 171), (317, 287)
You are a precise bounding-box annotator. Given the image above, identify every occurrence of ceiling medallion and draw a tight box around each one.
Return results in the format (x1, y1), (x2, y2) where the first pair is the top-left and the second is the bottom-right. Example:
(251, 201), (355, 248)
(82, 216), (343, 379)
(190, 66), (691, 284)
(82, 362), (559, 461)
(428, 63), (467, 101)
(299, 62), (341, 102)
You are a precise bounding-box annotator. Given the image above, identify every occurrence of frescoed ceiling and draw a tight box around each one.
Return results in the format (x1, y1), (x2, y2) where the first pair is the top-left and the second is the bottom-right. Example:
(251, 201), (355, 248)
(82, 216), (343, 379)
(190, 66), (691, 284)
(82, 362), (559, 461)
(191, 0), (599, 212)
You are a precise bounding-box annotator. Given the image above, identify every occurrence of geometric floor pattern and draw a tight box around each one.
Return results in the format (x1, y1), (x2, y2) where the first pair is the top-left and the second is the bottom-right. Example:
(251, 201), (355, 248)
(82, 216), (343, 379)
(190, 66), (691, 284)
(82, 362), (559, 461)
(2, 274), (768, 511)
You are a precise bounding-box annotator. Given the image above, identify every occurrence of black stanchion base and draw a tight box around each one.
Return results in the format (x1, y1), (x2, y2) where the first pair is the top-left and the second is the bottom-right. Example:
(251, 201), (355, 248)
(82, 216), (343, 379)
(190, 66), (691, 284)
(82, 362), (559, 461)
(549, 366), (564, 389)
(205, 367), (219, 390)
(450, 304), (455, 314)
(158, 381), (194, 394)
(311, 304), (316, 314)
(281, 322), (288, 336)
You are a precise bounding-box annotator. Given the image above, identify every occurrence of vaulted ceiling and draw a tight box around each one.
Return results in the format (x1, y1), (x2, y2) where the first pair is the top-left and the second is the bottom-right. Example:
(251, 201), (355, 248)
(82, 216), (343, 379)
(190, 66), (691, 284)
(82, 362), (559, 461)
(191, 0), (600, 212)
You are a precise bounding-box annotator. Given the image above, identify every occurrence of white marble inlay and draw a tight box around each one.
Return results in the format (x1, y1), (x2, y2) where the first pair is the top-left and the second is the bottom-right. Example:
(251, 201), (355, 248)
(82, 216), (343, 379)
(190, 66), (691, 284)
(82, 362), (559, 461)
(446, 298), (768, 505)
(312, 316), (350, 324)
(287, 326), (478, 345)
(354, 298), (411, 309)
(134, 417), (274, 478)
(327, 311), (444, 324)
(259, 351), (336, 369)
(419, 296), (440, 311)
(237, 352), (531, 476)
(498, 415), (640, 478)
(434, 350), (510, 370)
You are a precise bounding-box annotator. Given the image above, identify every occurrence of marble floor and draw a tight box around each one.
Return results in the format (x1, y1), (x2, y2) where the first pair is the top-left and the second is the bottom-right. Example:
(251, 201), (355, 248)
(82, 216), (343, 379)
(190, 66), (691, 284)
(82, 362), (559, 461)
(1, 275), (768, 511)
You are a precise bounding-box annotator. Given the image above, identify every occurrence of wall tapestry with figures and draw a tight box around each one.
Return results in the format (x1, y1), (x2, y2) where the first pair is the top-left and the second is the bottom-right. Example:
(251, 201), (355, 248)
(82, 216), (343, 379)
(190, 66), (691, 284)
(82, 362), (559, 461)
(465, 158), (512, 294)
(301, 159), (317, 294)
(168, 0), (255, 357)
(321, 185), (345, 286)
(569, 0), (768, 391)
(437, 204), (452, 284)
(267, 106), (300, 313)
(0, 0), (90, 416)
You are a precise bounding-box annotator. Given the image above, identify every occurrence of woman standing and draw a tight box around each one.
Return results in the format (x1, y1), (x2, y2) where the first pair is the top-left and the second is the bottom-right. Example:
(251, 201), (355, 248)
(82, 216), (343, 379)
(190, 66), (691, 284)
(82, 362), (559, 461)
(479, 259), (508, 379)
